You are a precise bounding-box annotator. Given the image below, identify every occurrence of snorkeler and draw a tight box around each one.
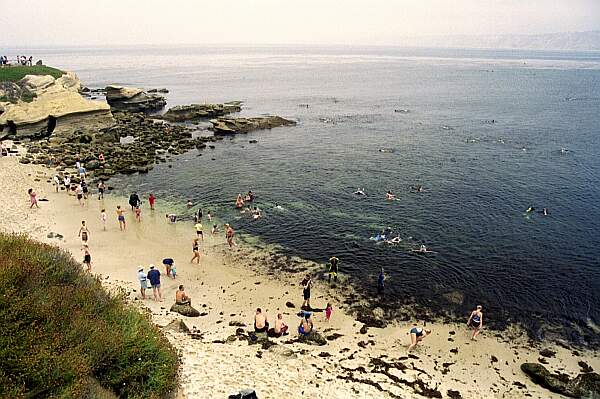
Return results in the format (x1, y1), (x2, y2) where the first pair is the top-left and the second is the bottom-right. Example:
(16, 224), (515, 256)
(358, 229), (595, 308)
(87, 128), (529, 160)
(386, 191), (395, 200)
(354, 188), (366, 196)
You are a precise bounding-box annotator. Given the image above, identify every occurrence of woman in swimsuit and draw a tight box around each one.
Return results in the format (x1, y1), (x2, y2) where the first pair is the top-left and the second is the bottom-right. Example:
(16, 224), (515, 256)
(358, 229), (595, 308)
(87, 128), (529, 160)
(190, 238), (200, 264)
(235, 194), (244, 209)
(116, 206), (126, 231)
(407, 327), (432, 352)
(467, 305), (483, 340)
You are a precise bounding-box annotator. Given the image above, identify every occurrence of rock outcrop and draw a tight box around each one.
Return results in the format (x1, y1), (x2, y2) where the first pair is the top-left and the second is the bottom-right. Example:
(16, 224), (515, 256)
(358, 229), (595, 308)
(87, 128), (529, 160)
(521, 362), (600, 398)
(0, 72), (114, 138)
(210, 116), (296, 135)
(161, 102), (242, 122)
(105, 85), (166, 113)
(170, 303), (201, 317)
(297, 331), (327, 346)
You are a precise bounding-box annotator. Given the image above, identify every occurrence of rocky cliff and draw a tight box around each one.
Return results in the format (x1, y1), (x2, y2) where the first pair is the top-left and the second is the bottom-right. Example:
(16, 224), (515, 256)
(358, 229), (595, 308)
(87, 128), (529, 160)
(0, 72), (114, 138)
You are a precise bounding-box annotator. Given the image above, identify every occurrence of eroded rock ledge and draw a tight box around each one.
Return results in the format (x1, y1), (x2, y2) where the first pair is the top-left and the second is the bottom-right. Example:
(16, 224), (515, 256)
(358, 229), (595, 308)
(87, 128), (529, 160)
(161, 102), (242, 122)
(210, 116), (296, 135)
(105, 85), (166, 114)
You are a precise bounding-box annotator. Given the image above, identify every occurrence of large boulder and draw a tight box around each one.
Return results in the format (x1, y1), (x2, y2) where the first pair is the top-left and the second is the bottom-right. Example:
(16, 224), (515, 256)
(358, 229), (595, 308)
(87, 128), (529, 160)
(297, 331), (327, 346)
(0, 72), (114, 138)
(521, 362), (600, 398)
(105, 85), (166, 113)
(228, 389), (258, 399)
(161, 101), (242, 122)
(169, 303), (201, 317)
(210, 116), (296, 135)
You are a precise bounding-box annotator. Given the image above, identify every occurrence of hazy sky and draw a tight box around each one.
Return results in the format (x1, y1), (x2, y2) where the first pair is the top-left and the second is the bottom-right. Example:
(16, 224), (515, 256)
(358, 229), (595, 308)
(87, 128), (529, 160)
(1, 0), (599, 46)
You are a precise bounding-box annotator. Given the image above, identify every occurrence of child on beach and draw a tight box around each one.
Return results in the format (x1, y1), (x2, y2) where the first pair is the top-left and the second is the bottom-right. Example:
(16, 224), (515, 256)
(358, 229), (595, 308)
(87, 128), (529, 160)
(149, 193), (156, 210)
(28, 188), (39, 208)
(116, 206), (126, 231)
(134, 206), (141, 222)
(171, 264), (177, 279)
(82, 245), (92, 272)
(100, 209), (107, 230)
(325, 303), (333, 322)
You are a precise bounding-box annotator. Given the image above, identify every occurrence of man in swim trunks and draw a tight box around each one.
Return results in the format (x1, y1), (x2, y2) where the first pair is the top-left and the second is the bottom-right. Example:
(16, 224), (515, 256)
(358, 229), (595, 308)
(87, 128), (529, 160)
(146, 264), (162, 301)
(82, 245), (92, 272)
(194, 222), (204, 241)
(328, 256), (339, 284)
(78, 221), (90, 248)
(175, 285), (191, 305)
(254, 308), (269, 333)
(467, 305), (483, 340)
(116, 206), (126, 231)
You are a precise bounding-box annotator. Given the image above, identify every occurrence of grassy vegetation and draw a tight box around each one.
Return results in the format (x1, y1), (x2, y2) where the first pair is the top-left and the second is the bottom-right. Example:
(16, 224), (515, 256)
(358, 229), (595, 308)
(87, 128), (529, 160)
(0, 65), (65, 82)
(0, 233), (179, 398)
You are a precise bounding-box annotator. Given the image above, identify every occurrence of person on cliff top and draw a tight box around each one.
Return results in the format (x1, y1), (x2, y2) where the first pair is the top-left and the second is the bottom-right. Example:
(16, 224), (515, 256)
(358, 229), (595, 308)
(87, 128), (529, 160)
(175, 285), (191, 305)
(116, 205), (126, 231)
(467, 305), (484, 340)
(328, 256), (340, 284)
(225, 224), (235, 248)
(301, 275), (312, 309)
(97, 180), (106, 200)
(147, 264), (162, 301)
(28, 188), (39, 209)
(137, 266), (147, 299)
(148, 193), (156, 210)
(190, 238), (200, 264)
(407, 327), (432, 352)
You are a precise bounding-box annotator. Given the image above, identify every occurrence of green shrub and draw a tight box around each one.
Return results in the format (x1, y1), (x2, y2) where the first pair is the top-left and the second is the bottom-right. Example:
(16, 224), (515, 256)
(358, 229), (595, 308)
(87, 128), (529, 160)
(0, 65), (65, 82)
(0, 233), (179, 398)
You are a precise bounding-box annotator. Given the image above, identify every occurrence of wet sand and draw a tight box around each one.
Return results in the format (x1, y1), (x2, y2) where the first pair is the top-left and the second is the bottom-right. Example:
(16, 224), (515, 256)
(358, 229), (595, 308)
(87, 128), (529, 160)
(1, 153), (598, 399)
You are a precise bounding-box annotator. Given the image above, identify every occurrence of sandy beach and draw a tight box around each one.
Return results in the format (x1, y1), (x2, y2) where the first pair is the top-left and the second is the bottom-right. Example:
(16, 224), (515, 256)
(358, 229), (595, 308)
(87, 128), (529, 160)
(1, 152), (598, 399)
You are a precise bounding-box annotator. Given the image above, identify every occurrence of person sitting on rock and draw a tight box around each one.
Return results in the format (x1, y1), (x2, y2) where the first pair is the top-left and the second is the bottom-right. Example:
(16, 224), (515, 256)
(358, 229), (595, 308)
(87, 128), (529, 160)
(298, 312), (313, 336)
(272, 313), (289, 337)
(175, 285), (191, 305)
(254, 308), (269, 334)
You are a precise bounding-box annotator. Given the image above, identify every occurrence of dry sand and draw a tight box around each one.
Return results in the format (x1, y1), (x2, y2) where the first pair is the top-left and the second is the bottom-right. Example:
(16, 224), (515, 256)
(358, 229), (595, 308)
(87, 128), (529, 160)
(1, 153), (598, 399)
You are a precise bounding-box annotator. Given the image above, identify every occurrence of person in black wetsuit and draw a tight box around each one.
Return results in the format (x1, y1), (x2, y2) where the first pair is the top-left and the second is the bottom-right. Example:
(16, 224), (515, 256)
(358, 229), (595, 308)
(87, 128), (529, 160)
(129, 192), (140, 210)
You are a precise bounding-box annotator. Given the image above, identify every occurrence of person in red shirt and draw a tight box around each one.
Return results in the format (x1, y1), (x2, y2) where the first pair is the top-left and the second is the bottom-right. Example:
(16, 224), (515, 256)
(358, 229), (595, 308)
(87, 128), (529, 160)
(148, 193), (156, 210)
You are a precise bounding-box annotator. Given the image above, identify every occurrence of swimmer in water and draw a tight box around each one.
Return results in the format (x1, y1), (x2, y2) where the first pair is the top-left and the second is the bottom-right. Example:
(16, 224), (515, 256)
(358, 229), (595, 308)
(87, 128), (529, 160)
(540, 207), (549, 216)
(235, 193), (244, 209)
(386, 191), (395, 200)
(411, 185), (424, 193)
(253, 207), (262, 220)
(354, 188), (366, 196)
(274, 203), (283, 210)
(526, 206), (535, 213)
(419, 244), (427, 252)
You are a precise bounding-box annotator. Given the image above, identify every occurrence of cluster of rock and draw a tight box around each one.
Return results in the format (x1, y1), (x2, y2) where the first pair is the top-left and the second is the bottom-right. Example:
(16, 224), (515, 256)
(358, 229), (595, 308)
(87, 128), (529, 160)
(161, 102), (242, 122)
(20, 112), (223, 181)
(210, 116), (296, 135)
(0, 73), (113, 139)
(105, 85), (167, 114)
(521, 362), (599, 398)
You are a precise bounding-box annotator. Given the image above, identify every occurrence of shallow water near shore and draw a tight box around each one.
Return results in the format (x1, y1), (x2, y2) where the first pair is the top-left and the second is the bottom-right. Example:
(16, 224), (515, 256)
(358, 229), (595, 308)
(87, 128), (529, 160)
(35, 45), (600, 344)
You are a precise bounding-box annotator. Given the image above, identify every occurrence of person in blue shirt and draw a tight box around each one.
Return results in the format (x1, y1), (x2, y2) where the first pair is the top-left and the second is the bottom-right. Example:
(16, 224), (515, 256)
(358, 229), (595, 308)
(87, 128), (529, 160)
(146, 264), (162, 301)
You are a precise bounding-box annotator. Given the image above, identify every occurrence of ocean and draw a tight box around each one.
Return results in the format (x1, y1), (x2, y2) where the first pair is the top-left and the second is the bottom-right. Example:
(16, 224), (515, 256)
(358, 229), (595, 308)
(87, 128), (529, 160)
(28, 45), (600, 344)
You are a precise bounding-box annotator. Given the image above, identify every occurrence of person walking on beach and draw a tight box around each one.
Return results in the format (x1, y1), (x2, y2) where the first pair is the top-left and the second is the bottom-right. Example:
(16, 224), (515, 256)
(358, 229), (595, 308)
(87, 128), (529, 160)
(129, 192), (140, 211)
(53, 174), (61, 192)
(148, 193), (156, 210)
(28, 188), (39, 208)
(377, 268), (386, 295)
(82, 245), (92, 272)
(190, 238), (201, 264)
(137, 266), (147, 299)
(467, 305), (484, 340)
(63, 175), (70, 193)
(97, 180), (106, 200)
(407, 327), (432, 352)
(176, 285), (191, 305)
(75, 184), (84, 206)
(81, 180), (89, 200)
(328, 256), (340, 284)
(325, 302), (333, 322)
(194, 221), (204, 241)
(134, 205), (142, 222)
(301, 275), (312, 310)
(100, 209), (107, 231)
(162, 258), (175, 278)
(195, 208), (203, 223)
(146, 264), (162, 301)
(225, 224), (236, 248)
(78, 221), (90, 247)
(116, 205), (126, 231)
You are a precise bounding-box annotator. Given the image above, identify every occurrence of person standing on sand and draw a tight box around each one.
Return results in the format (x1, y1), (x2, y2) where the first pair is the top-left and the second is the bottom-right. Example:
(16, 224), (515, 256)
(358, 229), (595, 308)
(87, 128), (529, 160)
(53, 175), (61, 192)
(116, 205), (126, 231)
(225, 224), (235, 248)
(137, 266), (147, 299)
(134, 205), (141, 222)
(407, 327), (432, 352)
(82, 245), (92, 272)
(149, 193), (156, 210)
(190, 238), (200, 264)
(78, 221), (90, 247)
(129, 192), (140, 211)
(301, 275), (312, 309)
(100, 209), (107, 231)
(328, 256), (340, 284)
(97, 180), (106, 200)
(146, 264), (162, 301)
(194, 221), (204, 241)
(63, 175), (70, 193)
(75, 184), (84, 206)
(27, 188), (39, 208)
(467, 305), (484, 340)
(325, 302), (333, 322)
